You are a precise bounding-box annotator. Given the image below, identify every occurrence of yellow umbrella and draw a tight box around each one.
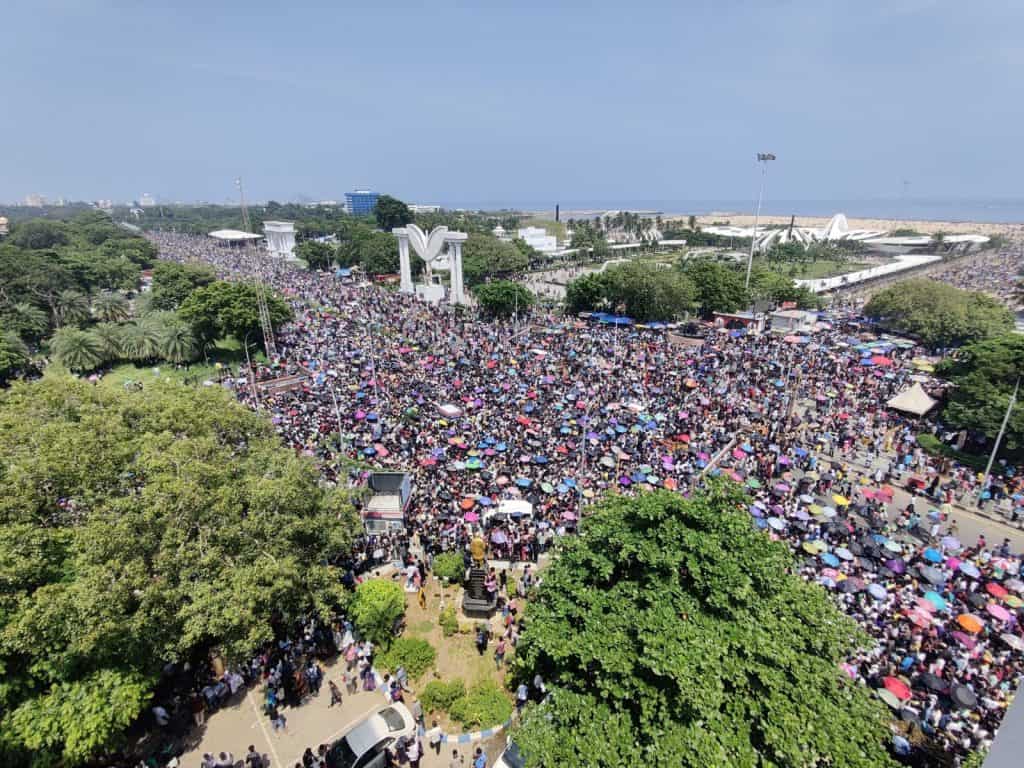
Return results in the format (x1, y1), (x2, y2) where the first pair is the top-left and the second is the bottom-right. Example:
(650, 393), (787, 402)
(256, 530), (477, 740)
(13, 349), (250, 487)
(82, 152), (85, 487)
(833, 494), (850, 506)
(810, 504), (823, 515)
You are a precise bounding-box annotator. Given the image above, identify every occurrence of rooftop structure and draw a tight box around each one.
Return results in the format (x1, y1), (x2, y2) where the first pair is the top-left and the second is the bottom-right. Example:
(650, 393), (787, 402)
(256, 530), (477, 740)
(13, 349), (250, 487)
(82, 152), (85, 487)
(209, 229), (263, 243)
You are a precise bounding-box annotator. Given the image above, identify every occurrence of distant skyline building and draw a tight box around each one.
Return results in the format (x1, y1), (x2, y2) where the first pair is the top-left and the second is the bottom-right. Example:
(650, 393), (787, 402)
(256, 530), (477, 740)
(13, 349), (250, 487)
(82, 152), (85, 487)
(139, 193), (156, 207)
(409, 203), (441, 214)
(345, 189), (379, 216)
(517, 226), (559, 253)
(23, 193), (46, 207)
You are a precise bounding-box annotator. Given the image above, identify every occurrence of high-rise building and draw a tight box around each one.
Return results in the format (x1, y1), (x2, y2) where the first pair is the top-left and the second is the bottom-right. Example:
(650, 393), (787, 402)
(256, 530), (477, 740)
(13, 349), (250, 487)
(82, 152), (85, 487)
(345, 189), (379, 216)
(23, 193), (46, 207)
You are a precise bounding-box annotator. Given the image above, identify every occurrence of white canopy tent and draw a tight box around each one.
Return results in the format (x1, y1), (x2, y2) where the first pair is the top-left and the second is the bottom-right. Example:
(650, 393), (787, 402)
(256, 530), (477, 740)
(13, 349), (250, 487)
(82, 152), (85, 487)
(208, 229), (262, 242)
(887, 383), (938, 417)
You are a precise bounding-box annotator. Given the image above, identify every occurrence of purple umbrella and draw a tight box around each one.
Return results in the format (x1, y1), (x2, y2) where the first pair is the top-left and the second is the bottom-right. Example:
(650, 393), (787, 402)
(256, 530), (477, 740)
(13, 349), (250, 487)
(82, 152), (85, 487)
(793, 509), (810, 521)
(885, 558), (906, 575)
(619, 476), (631, 486)
(490, 530), (509, 544)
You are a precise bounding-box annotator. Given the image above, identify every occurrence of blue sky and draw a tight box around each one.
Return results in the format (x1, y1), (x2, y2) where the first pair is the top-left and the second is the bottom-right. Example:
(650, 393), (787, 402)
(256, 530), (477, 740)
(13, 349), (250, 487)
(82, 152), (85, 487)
(2, 0), (1022, 208)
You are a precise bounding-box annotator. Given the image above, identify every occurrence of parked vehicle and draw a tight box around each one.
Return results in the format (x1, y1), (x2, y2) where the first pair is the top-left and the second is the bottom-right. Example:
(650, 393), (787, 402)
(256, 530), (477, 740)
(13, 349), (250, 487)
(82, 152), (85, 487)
(325, 703), (416, 768)
(363, 471), (413, 534)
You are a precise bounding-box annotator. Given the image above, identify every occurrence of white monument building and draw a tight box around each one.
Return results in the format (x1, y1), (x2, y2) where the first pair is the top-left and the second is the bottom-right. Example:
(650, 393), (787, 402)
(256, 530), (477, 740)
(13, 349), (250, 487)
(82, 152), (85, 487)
(517, 226), (558, 253)
(393, 225), (469, 305)
(263, 221), (297, 260)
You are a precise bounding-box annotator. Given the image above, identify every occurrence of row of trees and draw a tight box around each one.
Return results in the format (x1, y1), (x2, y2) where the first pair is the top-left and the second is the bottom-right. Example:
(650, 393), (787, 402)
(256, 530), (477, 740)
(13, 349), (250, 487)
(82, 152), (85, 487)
(863, 279), (1014, 350)
(0, 378), (361, 766)
(565, 258), (820, 322)
(0, 214), (160, 380)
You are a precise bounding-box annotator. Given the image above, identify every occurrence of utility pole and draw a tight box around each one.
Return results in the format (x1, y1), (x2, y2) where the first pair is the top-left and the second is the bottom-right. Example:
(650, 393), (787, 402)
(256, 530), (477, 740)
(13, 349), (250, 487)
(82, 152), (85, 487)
(745, 153), (775, 292)
(977, 377), (1019, 508)
(236, 178), (277, 357)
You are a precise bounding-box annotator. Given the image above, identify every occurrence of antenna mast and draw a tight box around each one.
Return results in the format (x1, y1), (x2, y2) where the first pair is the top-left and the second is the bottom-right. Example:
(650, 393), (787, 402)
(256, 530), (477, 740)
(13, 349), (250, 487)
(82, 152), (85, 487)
(236, 178), (277, 357)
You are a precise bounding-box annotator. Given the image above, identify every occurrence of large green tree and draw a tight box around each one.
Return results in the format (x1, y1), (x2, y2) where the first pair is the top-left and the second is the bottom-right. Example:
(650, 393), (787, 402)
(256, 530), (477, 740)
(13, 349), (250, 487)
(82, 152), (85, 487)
(373, 194), (413, 231)
(461, 233), (530, 286)
(512, 485), (895, 768)
(863, 279), (1014, 349)
(0, 330), (29, 383)
(0, 379), (361, 767)
(935, 334), (1024, 450)
(149, 261), (216, 311)
(178, 280), (292, 349)
(564, 263), (694, 322)
(295, 240), (337, 271)
(681, 258), (749, 317)
(50, 327), (104, 372)
(473, 280), (535, 318)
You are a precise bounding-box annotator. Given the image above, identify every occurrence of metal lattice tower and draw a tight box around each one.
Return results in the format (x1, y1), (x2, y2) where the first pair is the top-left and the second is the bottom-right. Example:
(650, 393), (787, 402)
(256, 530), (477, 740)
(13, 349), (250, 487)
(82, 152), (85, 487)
(235, 178), (277, 357)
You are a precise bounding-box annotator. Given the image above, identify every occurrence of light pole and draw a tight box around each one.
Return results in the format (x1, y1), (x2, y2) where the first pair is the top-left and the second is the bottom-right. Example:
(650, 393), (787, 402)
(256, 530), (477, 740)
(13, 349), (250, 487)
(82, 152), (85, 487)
(243, 330), (260, 410)
(745, 152), (776, 292)
(977, 377), (1019, 509)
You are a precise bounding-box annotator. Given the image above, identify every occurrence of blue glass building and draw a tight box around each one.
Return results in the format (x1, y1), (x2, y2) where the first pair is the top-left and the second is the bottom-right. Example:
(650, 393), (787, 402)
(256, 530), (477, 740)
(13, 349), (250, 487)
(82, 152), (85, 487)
(345, 189), (380, 216)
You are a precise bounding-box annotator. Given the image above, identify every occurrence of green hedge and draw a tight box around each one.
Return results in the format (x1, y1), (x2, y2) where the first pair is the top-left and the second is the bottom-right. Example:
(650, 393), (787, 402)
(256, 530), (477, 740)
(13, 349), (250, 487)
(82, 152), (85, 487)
(916, 433), (988, 471)
(448, 680), (514, 729)
(439, 604), (459, 637)
(432, 552), (465, 584)
(374, 638), (436, 680)
(420, 679), (466, 714)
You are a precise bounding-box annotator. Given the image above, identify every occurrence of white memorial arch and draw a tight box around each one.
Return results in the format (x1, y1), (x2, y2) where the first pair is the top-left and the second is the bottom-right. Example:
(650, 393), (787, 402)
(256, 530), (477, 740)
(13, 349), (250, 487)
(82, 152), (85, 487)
(392, 224), (469, 305)
(263, 220), (297, 260)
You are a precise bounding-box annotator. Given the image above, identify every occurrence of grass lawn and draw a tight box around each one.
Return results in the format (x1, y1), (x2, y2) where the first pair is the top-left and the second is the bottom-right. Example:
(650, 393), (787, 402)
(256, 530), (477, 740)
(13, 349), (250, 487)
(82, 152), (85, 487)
(755, 259), (876, 280)
(44, 337), (265, 390)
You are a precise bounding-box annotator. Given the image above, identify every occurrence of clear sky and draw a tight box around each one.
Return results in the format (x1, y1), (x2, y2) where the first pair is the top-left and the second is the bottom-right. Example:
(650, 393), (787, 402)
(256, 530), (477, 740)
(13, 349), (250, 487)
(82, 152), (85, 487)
(2, 0), (1022, 208)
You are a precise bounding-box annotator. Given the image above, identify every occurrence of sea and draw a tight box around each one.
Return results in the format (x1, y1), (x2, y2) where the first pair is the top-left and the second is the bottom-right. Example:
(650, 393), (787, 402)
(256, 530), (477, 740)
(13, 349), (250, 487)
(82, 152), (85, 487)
(449, 199), (1024, 224)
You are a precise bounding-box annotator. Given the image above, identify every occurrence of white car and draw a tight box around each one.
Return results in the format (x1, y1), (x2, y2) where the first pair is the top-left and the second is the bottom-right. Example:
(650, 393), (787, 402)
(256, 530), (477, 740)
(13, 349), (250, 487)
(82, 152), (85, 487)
(325, 703), (416, 768)
(495, 738), (526, 768)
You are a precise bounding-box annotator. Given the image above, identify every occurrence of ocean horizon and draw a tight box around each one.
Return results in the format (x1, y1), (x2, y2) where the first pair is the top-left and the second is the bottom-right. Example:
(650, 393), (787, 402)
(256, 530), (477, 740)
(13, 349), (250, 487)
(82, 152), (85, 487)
(442, 198), (1024, 224)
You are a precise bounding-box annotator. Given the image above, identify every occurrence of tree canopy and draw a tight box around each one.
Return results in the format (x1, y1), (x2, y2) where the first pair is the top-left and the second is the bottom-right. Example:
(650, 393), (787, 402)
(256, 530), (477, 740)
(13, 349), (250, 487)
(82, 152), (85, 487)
(461, 233), (530, 286)
(565, 262), (694, 322)
(935, 334), (1024, 451)
(511, 485), (895, 768)
(178, 280), (293, 350)
(680, 258), (749, 317)
(863, 279), (1014, 349)
(149, 261), (216, 311)
(0, 378), (360, 766)
(374, 194), (413, 231)
(295, 240), (337, 271)
(473, 281), (535, 318)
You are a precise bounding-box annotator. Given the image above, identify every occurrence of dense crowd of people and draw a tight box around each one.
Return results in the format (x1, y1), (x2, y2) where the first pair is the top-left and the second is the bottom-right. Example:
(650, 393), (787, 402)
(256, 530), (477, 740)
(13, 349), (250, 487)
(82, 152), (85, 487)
(148, 232), (1024, 764)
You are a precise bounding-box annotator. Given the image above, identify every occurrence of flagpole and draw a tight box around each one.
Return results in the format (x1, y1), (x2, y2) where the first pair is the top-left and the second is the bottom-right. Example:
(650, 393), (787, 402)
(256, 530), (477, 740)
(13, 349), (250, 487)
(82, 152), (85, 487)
(977, 377), (1019, 508)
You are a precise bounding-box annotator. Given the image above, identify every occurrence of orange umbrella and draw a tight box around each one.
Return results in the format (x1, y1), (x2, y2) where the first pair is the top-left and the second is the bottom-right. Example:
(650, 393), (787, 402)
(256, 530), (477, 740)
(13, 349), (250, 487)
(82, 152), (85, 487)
(957, 614), (984, 634)
(460, 497), (475, 511)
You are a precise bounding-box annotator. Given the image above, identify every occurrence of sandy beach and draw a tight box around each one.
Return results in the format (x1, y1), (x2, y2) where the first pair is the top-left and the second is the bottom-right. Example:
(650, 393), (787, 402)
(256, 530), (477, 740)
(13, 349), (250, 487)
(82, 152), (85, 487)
(678, 212), (1020, 237)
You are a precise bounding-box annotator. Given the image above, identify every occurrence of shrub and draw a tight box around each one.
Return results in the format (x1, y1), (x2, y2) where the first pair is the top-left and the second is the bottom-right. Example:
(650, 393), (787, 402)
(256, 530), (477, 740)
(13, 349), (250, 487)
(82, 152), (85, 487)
(432, 552), (465, 584)
(448, 680), (514, 729)
(439, 604), (459, 637)
(350, 579), (405, 647)
(375, 637), (436, 680)
(420, 679), (466, 714)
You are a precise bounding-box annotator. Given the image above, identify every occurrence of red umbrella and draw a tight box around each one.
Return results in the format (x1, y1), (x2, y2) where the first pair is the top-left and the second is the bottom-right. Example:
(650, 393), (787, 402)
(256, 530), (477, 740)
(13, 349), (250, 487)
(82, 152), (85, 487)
(883, 676), (911, 701)
(871, 356), (893, 367)
(986, 582), (1009, 600)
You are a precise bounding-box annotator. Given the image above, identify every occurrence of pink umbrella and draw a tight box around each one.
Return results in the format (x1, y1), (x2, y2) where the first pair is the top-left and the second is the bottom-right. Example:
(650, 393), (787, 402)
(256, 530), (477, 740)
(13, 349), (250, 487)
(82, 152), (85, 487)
(732, 448), (746, 459)
(916, 598), (936, 613)
(951, 631), (977, 649)
(987, 603), (1012, 622)
(947, 557), (962, 570)
(463, 511), (479, 522)
(374, 443), (389, 458)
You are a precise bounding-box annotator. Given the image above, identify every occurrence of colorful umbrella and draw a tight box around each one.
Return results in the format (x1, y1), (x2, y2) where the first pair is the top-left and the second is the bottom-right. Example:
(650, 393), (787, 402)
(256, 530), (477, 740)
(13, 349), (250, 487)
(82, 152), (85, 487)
(957, 614), (984, 634)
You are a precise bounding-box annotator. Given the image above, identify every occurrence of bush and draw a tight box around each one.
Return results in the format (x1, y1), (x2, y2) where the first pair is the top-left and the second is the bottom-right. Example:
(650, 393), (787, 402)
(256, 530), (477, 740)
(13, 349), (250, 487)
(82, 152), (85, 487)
(350, 579), (405, 647)
(374, 637), (436, 681)
(420, 679), (466, 714)
(448, 680), (514, 729)
(432, 552), (465, 584)
(916, 433), (988, 471)
(439, 604), (459, 637)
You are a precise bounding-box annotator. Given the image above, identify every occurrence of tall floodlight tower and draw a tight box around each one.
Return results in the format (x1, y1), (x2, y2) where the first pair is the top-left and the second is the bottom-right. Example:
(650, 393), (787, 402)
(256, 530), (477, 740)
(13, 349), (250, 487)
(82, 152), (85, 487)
(236, 178), (277, 357)
(745, 152), (775, 292)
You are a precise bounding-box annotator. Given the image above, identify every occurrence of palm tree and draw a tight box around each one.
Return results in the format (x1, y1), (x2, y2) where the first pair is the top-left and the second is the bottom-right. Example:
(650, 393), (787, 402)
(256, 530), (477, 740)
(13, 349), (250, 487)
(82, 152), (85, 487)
(119, 321), (162, 362)
(54, 290), (91, 328)
(90, 322), (124, 362)
(0, 330), (29, 382)
(91, 292), (129, 323)
(51, 327), (104, 372)
(3, 302), (49, 341)
(687, 215), (698, 232)
(159, 322), (199, 364)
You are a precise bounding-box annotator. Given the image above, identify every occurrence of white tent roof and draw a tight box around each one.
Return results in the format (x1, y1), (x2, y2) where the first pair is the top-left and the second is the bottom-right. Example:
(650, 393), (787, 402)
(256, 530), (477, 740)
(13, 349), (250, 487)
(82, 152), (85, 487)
(209, 229), (262, 241)
(887, 383), (938, 417)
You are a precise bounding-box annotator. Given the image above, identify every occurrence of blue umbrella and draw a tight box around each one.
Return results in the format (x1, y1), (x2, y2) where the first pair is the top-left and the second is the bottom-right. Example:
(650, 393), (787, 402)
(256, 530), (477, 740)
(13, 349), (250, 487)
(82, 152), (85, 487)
(477, 497), (493, 506)
(923, 548), (942, 563)
(556, 484), (569, 494)
(615, 425), (627, 434)
(924, 591), (948, 611)
(741, 443), (754, 452)
(366, 412), (379, 421)
(515, 477), (532, 488)
(363, 447), (376, 456)
(563, 478), (577, 488)
(820, 552), (841, 567)
(496, 443), (508, 452)
(534, 455), (549, 464)
(524, 404), (535, 413)
(868, 583), (888, 601)
(754, 518), (768, 529)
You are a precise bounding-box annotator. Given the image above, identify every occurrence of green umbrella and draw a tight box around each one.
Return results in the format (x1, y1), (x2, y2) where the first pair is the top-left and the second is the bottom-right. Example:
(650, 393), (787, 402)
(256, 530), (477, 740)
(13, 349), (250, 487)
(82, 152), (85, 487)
(540, 482), (555, 494)
(639, 464), (654, 475)
(746, 478), (761, 489)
